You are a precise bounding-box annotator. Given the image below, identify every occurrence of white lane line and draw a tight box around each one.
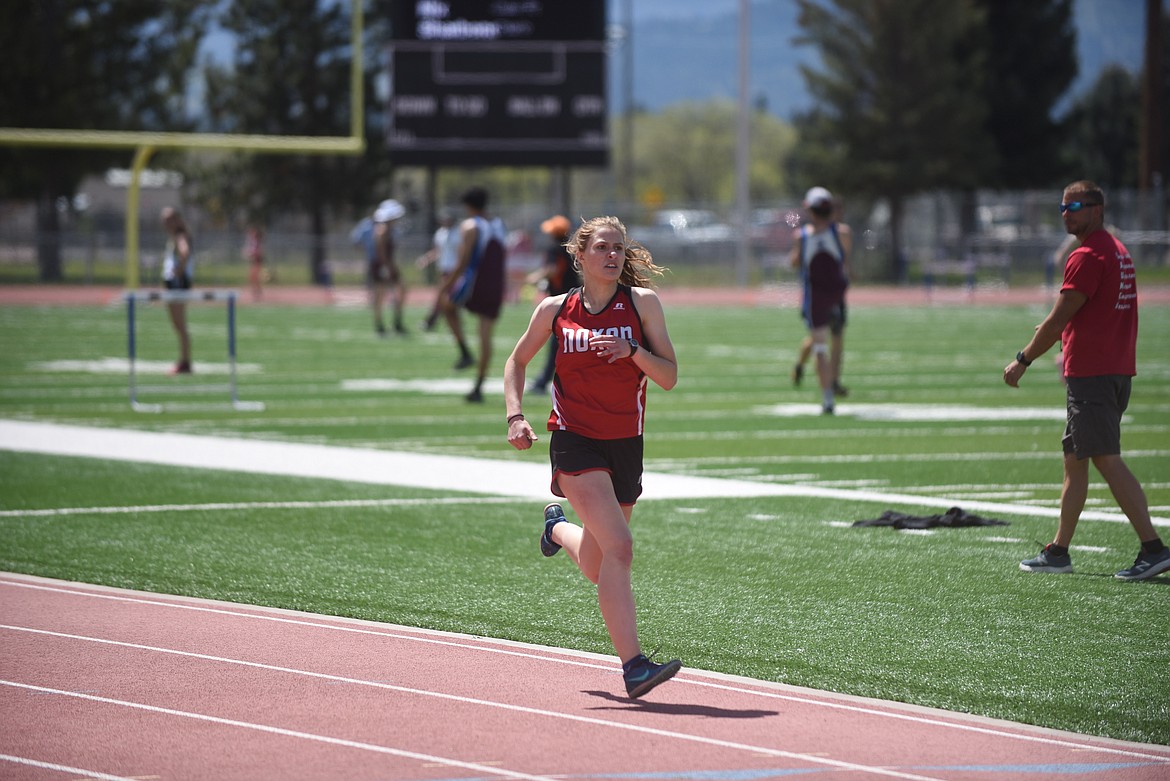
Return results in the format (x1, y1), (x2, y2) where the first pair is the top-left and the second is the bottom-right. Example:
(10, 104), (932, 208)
(0, 680), (557, 781)
(5, 577), (1169, 764)
(0, 632), (949, 781)
(1, 419), (1165, 524)
(0, 579), (615, 672)
(0, 754), (141, 781)
(677, 678), (1170, 764)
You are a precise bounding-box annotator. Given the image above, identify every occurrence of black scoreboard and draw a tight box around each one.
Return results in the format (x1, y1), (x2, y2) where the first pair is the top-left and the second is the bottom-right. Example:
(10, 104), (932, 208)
(387, 0), (608, 167)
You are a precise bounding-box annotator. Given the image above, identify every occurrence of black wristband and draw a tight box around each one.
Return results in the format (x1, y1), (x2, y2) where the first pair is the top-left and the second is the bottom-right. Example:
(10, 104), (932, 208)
(507, 413), (525, 425)
(1016, 351), (1033, 367)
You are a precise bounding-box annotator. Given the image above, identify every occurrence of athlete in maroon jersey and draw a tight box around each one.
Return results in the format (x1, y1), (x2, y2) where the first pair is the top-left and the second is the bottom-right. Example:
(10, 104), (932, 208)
(503, 216), (683, 698)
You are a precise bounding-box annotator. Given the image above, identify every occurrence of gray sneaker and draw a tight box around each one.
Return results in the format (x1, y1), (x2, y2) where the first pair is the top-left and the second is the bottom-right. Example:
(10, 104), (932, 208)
(1115, 548), (1170, 581)
(1020, 545), (1072, 574)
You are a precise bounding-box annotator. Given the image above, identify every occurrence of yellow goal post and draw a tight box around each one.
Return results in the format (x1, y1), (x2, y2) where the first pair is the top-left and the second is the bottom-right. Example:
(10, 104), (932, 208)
(0, 0), (366, 289)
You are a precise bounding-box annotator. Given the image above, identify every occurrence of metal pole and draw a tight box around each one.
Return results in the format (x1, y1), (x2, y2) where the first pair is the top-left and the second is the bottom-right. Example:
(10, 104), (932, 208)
(125, 145), (156, 290)
(228, 292), (238, 405)
(623, 0), (634, 209)
(127, 294), (137, 407)
(735, 0), (752, 286)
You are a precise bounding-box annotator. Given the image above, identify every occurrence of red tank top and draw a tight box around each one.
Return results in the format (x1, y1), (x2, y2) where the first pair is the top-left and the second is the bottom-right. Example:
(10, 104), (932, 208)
(548, 286), (647, 439)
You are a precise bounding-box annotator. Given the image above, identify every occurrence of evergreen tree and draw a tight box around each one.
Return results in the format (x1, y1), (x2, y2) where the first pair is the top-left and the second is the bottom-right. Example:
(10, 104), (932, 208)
(973, 0), (1078, 189)
(0, 1), (210, 280)
(199, 0), (388, 284)
(1061, 66), (1141, 188)
(793, 0), (993, 281)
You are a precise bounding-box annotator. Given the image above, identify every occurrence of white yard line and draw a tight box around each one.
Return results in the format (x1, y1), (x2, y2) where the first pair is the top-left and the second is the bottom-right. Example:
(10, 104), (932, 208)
(1, 419), (1165, 525)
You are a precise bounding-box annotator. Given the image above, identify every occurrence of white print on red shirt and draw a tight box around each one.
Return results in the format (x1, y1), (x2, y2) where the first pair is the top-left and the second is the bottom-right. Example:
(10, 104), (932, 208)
(1117, 250), (1136, 310)
(561, 325), (635, 353)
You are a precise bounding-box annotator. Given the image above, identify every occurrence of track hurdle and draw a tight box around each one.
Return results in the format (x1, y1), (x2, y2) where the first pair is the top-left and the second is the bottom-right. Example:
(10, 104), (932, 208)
(124, 289), (264, 413)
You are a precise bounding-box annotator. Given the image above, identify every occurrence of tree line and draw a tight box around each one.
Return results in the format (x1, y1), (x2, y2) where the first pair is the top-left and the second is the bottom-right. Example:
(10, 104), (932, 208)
(0, 0), (1164, 282)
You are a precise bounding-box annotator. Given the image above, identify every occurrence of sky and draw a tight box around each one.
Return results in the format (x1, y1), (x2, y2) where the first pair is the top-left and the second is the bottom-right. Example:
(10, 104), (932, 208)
(612, 0), (1152, 117)
(196, 0), (1155, 120)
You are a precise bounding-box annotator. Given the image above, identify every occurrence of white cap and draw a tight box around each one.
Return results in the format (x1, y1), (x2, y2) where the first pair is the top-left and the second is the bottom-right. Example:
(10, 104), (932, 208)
(804, 187), (833, 208)
(373, 199), (405, 223)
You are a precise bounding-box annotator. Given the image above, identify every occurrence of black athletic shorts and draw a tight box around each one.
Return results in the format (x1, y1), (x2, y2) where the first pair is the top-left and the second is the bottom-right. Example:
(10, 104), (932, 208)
(368, 260), (401, 285)
(828, 301), (847, 336)
(1062, 375), (1131, 459)
(164, 274), (192, 291)
(549, 429), (644, 506)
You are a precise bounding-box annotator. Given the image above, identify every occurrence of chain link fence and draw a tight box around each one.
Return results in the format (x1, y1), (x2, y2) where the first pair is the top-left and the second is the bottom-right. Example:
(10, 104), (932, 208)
(2, 188), (1167, 288)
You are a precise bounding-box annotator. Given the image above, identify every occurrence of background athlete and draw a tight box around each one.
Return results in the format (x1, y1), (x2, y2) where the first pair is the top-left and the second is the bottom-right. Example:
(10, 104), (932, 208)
(789, 186), (851, 413)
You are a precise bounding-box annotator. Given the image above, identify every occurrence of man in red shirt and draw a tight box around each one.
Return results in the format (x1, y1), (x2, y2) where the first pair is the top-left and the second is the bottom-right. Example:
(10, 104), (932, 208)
(1004, 181), (1167, 581)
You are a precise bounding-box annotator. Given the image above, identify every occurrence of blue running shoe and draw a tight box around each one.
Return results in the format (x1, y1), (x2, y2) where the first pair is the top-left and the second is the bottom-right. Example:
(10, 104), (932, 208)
(1020, 544), (1072, 574)
(622, 653), (682, 699)
(1115, 547), (1170, 581)
(540, 503), (566, 557)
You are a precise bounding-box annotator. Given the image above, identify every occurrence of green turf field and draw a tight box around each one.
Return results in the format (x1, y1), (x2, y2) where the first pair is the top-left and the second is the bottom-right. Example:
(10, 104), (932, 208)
(1, 289), (1167, 744)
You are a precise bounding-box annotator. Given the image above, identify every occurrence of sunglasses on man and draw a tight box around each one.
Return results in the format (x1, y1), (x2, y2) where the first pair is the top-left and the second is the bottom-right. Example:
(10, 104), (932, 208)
(1059, 201), (1101, 214)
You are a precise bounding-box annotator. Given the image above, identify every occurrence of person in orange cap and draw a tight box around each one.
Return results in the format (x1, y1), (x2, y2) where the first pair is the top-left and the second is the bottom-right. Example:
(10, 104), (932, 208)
(526, 215), (581, 393)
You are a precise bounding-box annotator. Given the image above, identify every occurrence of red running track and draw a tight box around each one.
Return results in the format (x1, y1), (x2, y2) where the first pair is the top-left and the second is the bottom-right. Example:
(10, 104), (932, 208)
(1, 572), (1167, 781)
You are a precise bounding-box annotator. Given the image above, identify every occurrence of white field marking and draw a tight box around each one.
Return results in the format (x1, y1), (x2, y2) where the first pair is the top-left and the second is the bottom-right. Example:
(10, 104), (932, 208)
(801, 479), (890, 488)
(986, 537), (1025, 543)
(30, 358), (261, 375)
(896, 483), (1058, 493)
(691, 468), (762, 478)
(297, 426), (1170, 450)
(1071, 545), (1110, 553)
(651, 425), (1169, 444)
(944, 492), (1036, 501)
(0, 754), (140, 781)
(0, 634), (970, 781)
(650, 411), (1170, 437)
(5, 581), (1169, 766)
(172, 413), (492, 429)
(2, 419), (1167, 525)
(341, 377), (508, 395)
(0, 496), (516, 519)
(648, 450), (1170, 466)
(0, 680), (558, 781)
(755, 403), (1069, 422)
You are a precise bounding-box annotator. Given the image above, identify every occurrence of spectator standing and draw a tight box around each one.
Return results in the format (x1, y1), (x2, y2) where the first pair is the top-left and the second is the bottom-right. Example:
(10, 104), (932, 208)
(160, 206), (194, 374)
(352, 199), (408, 336)
(244, 225), (265, 301)
(1006, 180), (1168, 581)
